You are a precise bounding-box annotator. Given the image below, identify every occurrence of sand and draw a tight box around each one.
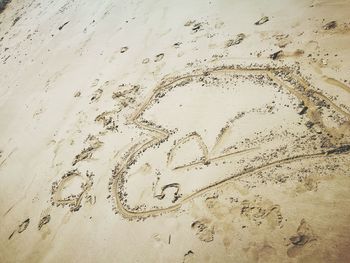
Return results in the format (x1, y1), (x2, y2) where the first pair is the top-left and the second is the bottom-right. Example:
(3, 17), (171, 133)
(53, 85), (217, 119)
(0, 0), (350, 262)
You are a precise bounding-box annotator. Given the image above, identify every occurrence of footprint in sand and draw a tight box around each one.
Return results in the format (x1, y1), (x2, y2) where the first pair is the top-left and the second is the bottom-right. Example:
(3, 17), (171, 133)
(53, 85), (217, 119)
(8, 218), (30, 240)
(287, 218), (317, 257)
(154, 53), (164, 62)
(191, 219), (215, 242)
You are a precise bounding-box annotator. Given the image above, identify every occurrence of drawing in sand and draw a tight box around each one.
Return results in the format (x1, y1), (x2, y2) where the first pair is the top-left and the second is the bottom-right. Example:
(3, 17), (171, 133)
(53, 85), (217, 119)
(1, 0), (350, 262)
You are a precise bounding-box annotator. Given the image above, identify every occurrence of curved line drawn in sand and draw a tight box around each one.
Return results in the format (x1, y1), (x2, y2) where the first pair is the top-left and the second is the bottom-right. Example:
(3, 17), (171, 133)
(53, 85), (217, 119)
(108, 65), (350, 220)
(167, 132), (209, 169)
(167, 103), (278, 171)
(323, 76), (350, 93)
(154, 183), (182, 203)
(51, 169), (94, 212)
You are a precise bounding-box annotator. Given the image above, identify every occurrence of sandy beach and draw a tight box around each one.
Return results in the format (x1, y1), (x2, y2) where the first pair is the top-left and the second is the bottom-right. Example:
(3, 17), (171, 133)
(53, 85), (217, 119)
(0, 0), (350, 262)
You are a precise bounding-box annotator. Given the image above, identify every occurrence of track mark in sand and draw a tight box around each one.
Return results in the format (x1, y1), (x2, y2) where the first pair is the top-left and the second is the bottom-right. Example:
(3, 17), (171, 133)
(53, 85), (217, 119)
(51, 170), (94, 212)
(18, 219), (30, 233)
(173, 42), (182, 48)
(240, 196), (283, 227)
(225, 33), (246, 47)
(323, 21), (337, 30)
(112, 84), (141, 111)
(254, 16), (269, 25)
(72, 135), (103, 166)
(90, 88), (103, 103)
(154, 53), (164, 62)
(269, 50), (283, 60)
(8, 218), (30, 240)
(184, 20), (196, 27)
(74, 91), (81, 97)
(142, 58), (150, 64)
(112, 84), (140, 99)
(296, 176), (319, 193)
(38, 214), (51, 230)
(191, 219), (215, 242)
(110, 65), (350, 220)
(58, 21), (69, 31)
(85, 194), (96, 205)
(95, 111), (118, 131)
(120, 46), (128, 53)
(0, 148), (17, 169)
(37, 207), (51, 231)
(287, 219), (316, 257)
(3, 166), (37, 218)
(184, 20), (205, 33)
(183, 250), (195, 263)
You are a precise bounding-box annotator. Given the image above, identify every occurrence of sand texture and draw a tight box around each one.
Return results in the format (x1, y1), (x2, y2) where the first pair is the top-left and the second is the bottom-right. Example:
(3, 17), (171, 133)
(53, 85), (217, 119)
(0, 0), (350, 262)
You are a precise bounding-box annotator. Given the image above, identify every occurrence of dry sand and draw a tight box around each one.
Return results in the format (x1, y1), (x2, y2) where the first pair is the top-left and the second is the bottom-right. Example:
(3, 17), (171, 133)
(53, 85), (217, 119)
(0, 0), (350, 262)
